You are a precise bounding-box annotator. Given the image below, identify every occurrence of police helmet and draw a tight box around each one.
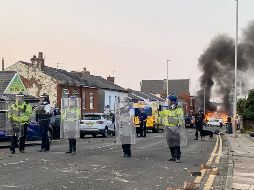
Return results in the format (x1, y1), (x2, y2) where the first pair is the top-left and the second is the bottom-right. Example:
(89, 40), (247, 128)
(167, 95), (177, 103)
(40, 93), (50, 104)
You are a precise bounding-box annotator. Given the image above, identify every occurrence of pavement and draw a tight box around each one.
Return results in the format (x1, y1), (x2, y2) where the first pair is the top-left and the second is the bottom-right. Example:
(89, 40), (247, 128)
(226, 132), (254, 190)
(0, 128), (225, 190)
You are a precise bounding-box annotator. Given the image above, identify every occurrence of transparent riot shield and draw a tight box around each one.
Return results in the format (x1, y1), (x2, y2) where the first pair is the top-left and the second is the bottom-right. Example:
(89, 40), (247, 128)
(115, 99), (136, 145)
(60, 98), (81, 139)
(5, 101), (25, 137)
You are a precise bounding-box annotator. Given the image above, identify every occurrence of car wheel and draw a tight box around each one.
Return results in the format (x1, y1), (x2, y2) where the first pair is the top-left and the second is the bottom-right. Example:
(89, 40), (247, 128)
(152, 126), (159, 133)
(102, 127), (108, 138)
(80, 133), (85, 139)
(92, 133), (97, 138)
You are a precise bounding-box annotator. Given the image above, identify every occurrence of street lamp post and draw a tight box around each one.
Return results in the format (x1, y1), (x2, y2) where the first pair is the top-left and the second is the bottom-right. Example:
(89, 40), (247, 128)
(233, 0), (238, 138)
(166, 60), (170, 98)
(204, 88), (206, 115)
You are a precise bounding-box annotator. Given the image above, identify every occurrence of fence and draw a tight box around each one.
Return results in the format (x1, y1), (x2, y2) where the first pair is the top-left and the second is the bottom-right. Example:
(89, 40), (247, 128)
(242, 119), (254, 133)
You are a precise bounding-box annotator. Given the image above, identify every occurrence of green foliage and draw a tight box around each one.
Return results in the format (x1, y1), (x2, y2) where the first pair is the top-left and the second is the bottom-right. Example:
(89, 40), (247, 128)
(244, 110), (254, 119)
(239, 90), (254, 120)
(237, 98), (247, 116)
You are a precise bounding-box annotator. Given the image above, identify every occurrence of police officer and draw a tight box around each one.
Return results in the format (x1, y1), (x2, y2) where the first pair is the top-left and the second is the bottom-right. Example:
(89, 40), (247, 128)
(161, 95), (184, 163)
(139, 108), (147, 137)
(194, 109), (205, 140)
(8, 92), (32, 153)
(115, 97), (135, 158)
(63, 96), (81, 155)
(36, 93), (52, 152)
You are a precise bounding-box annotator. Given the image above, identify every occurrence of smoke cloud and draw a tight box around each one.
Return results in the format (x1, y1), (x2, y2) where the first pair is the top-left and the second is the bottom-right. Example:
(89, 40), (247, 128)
(197, 21), (254, 113)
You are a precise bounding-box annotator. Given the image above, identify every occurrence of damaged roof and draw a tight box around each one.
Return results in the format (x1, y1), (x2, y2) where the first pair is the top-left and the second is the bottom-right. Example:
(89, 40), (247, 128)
(0, 71), (16, 94)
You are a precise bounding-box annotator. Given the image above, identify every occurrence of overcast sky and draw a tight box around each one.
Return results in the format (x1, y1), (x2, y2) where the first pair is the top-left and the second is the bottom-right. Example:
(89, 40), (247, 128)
(0, 0), (253, 95)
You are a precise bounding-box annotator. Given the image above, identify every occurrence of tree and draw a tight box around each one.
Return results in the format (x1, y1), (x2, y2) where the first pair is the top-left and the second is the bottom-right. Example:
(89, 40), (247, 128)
(243, 90), (254, 119)
(237, 98), (247, 117)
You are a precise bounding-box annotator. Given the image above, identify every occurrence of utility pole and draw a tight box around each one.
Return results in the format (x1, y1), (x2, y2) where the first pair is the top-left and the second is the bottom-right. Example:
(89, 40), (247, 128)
(204, 88), (206, 115)
(233, 0), (239, 138)
(166, 60), (170, 98)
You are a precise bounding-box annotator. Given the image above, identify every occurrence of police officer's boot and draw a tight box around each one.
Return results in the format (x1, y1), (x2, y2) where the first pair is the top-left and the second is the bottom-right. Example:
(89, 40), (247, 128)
(65, 139), (72, 153)
(194, 131), (198, 140)
(72, 139), (76, 155)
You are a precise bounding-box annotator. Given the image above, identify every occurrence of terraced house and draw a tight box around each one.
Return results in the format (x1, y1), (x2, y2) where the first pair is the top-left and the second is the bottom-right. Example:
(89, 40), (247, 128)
(5, 52), (128, 115)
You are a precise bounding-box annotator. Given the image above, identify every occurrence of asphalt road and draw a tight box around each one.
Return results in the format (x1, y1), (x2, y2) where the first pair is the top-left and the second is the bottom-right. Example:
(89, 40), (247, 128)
(0, 128), (222, 190)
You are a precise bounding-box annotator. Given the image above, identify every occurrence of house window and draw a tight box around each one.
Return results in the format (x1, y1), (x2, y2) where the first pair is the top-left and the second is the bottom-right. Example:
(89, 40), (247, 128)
(62, 89), (69, 98)
(82, 92), (86, 109)
(90, 93), (94, 109)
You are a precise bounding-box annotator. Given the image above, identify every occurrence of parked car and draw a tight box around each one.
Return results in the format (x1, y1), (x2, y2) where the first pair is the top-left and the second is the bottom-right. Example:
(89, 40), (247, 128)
(80, 113), (112, 138)
(185, 115), (194, 128)
(207, 118), (220, 127)
(50, 107), (61, 140)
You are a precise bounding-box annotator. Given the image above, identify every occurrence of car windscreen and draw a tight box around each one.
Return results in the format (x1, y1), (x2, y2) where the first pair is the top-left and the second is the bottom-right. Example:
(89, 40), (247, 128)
(82, 115), (101, 120)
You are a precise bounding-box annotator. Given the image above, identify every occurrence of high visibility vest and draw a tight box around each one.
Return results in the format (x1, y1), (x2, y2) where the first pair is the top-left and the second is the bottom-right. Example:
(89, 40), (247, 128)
(160, 108), (184, 127)
(9, 102), (32, 124)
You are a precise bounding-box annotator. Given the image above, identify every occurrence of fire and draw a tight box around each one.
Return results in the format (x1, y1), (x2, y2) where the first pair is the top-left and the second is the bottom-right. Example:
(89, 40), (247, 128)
(205, 112), (228, 122)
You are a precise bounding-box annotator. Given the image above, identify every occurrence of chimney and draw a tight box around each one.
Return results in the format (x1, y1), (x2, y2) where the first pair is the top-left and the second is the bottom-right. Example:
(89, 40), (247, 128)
(107, 76), (115, 83)
(30, 55), (37, 64)
(82, 67), (90, 77)
(37, 52), (45, 70)
(2, 57), (4, 71)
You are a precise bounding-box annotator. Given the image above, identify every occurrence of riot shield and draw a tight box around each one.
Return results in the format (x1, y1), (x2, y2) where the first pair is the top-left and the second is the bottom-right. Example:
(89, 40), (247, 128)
(60, 98), (81, 139)
(5, 101), (25, 137)
(115, 99), (136, 145)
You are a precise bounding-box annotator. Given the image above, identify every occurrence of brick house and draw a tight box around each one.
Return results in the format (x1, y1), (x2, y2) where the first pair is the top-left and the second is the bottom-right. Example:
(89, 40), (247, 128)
(177, 91), (195, 116)
(71, 69), (128, 113)
(5, 52), (100, 115)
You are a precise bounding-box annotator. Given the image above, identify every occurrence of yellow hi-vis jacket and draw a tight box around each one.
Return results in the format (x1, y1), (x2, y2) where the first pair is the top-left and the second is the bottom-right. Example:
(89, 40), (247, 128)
(160, 108), (184, 127)
(9, 102), (33, 125)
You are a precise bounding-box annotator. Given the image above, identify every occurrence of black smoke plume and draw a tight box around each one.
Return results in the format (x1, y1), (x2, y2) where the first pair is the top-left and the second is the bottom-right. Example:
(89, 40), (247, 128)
(197, 21), (254, 113)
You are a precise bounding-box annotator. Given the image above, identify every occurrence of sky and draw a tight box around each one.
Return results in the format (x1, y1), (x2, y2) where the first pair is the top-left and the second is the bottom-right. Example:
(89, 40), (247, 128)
(0, 0), (253, 95)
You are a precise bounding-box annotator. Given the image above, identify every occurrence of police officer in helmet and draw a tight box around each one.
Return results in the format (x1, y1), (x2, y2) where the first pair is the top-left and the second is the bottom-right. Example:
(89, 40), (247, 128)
(64, 96), (80, 155)
(8, 92), (32, 153)
(194, 108), (205, 140)
(36, 93), (52, 152)
(161, 95), (185, 163)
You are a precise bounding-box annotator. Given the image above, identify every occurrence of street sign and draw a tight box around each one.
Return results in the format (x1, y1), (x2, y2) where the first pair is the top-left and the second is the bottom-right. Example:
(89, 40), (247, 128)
(4, 74), (26, 94)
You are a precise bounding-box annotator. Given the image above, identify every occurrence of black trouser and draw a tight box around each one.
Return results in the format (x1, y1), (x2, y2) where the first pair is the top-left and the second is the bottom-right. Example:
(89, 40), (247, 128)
(195, 130), (200, 139)
(68, 139), (76, 152)
(39, 119), (50, 151)
(195, 124), (202, 139)
(140, 122), (146, 137)
(122, 144), (131, 156)
(169, 146), (181, 160)
(19, 124), (28, 151)
(10, 135), (18, 153)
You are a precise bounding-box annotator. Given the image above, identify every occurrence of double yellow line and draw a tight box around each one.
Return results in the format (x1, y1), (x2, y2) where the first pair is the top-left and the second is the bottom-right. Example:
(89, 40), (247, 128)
(194, 135), (223, 190)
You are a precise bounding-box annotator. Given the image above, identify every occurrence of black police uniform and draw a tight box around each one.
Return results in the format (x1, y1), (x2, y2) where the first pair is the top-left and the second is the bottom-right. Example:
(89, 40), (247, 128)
(195, 112), (204, 140)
